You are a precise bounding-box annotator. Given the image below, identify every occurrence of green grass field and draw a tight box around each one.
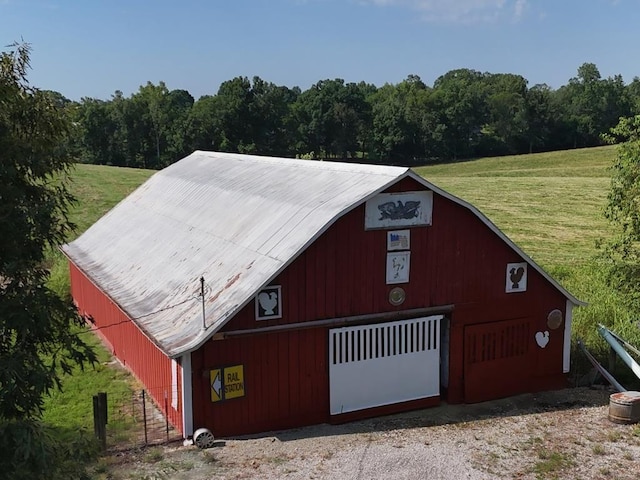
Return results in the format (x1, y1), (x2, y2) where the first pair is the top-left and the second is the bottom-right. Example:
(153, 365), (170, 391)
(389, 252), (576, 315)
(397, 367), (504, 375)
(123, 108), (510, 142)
(415, 145), (615, 269)
(66, 164), (155, 237)
(43, 165), (154, 431)
(43, 145), (639, 432)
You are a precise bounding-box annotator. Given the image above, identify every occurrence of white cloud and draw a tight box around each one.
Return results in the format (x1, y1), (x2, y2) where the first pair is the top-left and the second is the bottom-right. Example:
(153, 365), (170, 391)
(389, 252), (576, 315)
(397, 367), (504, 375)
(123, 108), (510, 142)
(361, 0), (529, 24)
(513, 0), (528, 19)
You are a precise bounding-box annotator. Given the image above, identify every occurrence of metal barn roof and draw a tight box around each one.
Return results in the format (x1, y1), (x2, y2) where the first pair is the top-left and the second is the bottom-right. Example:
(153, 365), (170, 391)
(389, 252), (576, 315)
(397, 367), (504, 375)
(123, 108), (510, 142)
(63, 151), (412, 356)
(62, 151), (583, 358)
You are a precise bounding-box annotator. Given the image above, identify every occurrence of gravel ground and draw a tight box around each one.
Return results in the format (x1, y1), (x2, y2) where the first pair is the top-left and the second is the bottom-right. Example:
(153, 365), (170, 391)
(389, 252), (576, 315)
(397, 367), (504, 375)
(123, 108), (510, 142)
(101, 387), (640, 480)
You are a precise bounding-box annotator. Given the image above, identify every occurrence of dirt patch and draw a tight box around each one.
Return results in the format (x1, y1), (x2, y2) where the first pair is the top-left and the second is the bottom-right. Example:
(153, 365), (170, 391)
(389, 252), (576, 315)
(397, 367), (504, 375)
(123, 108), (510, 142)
(97, 387), (640, 479)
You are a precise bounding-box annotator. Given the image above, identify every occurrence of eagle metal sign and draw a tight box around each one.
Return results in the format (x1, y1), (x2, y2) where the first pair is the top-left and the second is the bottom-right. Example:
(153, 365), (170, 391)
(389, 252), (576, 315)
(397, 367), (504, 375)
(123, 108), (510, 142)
(365, 191), (433, 230)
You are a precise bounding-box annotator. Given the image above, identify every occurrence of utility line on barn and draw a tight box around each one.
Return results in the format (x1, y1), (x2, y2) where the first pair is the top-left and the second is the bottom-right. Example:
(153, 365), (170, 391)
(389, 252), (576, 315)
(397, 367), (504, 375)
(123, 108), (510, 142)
(75, 278), (210, 335)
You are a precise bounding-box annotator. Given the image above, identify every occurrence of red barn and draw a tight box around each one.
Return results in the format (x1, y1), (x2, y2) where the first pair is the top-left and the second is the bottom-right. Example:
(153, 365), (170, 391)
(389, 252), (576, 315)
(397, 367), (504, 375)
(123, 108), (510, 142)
(62, 151), (583, 438)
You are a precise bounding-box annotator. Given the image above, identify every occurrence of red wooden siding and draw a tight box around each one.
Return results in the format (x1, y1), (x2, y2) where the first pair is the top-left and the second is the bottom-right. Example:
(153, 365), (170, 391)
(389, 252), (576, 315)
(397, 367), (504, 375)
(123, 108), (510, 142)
(69, 263), (184, 434)
(195, 177), (569, 436)
(463, 317), (553, 402)
(192, 330), (328, 437)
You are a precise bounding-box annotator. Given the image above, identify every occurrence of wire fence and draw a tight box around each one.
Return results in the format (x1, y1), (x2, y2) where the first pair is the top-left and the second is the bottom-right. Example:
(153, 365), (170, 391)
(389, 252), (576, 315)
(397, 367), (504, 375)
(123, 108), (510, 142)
(93, 389), (182, 451)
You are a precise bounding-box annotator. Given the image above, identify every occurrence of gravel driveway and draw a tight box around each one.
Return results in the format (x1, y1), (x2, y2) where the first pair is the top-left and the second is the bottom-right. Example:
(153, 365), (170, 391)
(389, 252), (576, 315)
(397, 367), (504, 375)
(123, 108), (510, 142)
(102, 387), (640, 479)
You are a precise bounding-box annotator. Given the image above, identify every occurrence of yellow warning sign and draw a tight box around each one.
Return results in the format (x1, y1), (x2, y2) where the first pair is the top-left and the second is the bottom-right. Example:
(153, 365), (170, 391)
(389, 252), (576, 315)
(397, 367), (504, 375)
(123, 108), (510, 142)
(210, 368), (222, 402)
(210, 365), (245, 402)
(224, 365), (245, 399)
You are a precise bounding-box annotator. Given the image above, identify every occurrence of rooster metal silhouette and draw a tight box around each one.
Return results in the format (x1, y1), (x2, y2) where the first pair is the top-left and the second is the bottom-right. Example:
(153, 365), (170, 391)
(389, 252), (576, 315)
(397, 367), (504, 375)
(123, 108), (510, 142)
(258, 291), (278, 316)
(509, 266), (525, 289)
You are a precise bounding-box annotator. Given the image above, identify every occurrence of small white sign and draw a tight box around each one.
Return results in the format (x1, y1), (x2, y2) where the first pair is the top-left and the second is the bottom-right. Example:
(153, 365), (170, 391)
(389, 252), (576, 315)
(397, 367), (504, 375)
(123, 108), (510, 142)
(387, 230), (410, 251)
(386, 252), (410, 284)
(255, 285), (282, 320)
(365, 191), (432, 230)
(506, 262), (527, 293)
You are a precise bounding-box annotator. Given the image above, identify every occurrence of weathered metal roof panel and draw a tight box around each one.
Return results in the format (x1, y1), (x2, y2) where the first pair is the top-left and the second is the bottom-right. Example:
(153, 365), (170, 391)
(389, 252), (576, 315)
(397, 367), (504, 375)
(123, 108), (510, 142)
(63, 151), (408, 357)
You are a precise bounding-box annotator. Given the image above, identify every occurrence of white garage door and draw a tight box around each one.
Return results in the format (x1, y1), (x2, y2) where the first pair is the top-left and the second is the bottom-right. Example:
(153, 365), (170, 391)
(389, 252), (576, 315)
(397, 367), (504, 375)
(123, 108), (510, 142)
(329, 315), (441, 415)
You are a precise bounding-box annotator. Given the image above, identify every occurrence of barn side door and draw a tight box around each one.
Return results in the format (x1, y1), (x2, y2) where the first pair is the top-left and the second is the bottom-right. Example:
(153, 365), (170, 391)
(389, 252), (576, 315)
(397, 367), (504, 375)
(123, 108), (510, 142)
(463, 318), (533, 403)
(329, 315), (442, 415)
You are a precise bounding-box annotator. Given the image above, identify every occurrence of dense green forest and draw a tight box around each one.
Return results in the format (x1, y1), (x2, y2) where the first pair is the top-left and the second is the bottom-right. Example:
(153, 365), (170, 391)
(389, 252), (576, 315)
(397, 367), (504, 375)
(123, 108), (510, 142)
(54, 63), (640, 169)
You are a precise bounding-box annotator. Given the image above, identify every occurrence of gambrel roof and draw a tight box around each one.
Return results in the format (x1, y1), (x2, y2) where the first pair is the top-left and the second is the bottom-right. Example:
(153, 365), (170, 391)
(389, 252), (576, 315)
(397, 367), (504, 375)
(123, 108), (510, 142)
(62, 151), (583, 357)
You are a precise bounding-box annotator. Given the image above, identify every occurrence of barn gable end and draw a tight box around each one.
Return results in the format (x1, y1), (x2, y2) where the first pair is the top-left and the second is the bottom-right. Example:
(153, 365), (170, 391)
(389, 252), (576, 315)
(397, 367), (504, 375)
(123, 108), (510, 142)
(190, 176), (575, 435)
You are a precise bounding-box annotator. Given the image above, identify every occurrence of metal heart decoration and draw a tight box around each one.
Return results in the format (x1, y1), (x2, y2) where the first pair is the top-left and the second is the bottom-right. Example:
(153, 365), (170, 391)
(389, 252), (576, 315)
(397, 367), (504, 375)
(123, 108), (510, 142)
(535, 330), (550, 349)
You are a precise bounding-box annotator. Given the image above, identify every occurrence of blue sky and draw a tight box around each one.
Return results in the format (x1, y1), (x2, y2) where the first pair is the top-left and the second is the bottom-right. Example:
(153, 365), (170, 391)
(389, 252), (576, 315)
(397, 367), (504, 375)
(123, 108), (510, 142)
(1, 0), (639, 100)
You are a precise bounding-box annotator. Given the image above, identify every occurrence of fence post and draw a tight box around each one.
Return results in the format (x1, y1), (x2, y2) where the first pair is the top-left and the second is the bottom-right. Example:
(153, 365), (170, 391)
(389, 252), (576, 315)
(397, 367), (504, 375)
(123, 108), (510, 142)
(93, 394), (107, 451)
(142, 390), (148, 446)
(98, 392), (108, 424)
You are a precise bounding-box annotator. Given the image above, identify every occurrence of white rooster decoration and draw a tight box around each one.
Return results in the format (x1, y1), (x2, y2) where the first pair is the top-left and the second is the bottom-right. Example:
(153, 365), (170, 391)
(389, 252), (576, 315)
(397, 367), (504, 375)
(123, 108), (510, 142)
(258, 291), (279, 316)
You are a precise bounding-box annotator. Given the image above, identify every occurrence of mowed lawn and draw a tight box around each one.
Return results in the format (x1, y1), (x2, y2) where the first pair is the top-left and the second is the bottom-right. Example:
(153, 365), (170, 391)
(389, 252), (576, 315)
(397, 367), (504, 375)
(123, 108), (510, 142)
(414, 145), (616, 270)
(43, 164), (154, 430)
(66, 163), (155, 237)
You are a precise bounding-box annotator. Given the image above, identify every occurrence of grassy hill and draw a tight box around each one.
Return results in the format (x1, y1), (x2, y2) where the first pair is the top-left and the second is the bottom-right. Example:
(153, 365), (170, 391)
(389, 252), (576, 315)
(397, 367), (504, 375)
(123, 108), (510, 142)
(415, 145), (616, 269)
(66, 164), (155, 236)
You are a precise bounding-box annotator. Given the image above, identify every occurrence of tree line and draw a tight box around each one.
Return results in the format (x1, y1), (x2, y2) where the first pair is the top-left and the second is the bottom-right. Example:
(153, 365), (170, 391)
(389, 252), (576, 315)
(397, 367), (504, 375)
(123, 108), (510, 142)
(54, 62), (640, 169)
